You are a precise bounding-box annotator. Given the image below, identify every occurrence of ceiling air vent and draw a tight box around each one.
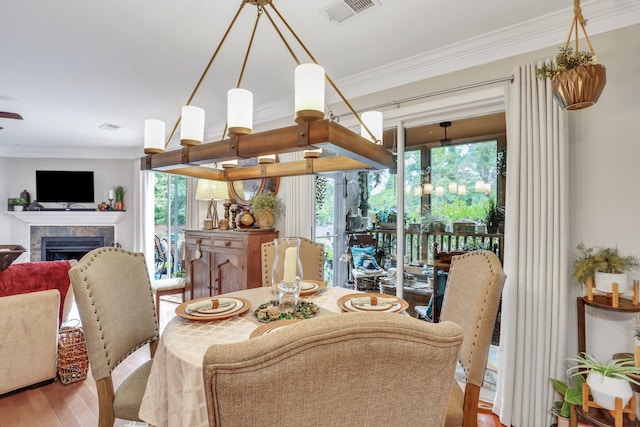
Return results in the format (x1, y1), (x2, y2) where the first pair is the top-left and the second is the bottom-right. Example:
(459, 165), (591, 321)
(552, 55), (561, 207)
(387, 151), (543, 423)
(99, 123), (121, 131)
(321, 0), (381, 25)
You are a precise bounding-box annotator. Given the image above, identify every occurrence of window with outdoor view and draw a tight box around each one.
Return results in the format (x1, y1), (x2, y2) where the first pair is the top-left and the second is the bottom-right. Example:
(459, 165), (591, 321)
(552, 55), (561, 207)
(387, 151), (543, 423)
(367, 139), (503, 231)
(153, 172), (187, 279)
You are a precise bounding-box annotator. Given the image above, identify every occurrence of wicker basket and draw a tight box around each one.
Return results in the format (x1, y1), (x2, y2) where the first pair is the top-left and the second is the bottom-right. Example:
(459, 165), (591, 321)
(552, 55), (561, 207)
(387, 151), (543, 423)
(57, 321), (89, 384)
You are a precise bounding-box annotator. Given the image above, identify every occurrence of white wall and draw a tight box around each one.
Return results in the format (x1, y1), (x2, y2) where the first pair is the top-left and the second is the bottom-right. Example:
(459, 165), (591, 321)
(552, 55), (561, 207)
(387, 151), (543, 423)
(568, 24), (640, 360)
(0, 157), (137, 252)
(0, 157), (9, 244)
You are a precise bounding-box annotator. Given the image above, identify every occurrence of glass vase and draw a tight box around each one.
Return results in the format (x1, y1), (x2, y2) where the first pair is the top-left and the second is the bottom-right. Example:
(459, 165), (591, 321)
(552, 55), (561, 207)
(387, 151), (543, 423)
(271, 238), (304, 314)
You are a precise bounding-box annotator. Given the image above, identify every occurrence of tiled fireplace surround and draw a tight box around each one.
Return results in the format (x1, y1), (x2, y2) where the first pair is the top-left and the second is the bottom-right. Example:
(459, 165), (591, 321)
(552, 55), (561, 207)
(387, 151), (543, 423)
(8, 211), (125, 262)
(30, 226), (115, 261)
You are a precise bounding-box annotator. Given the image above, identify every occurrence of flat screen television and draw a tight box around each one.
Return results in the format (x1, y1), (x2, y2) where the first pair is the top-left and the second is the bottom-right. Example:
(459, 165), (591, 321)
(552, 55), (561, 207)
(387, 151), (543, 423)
(36, 170), (95, 206)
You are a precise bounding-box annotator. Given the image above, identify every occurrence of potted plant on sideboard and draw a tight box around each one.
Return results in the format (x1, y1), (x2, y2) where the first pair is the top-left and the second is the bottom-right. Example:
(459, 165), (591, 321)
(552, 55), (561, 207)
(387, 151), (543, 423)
(250, 190), (283, 229)
(572, 243), (640, 293)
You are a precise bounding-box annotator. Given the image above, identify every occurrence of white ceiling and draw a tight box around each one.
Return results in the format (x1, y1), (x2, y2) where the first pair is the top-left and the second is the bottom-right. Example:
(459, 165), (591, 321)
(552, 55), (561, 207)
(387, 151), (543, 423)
(1, 0), (638, 159)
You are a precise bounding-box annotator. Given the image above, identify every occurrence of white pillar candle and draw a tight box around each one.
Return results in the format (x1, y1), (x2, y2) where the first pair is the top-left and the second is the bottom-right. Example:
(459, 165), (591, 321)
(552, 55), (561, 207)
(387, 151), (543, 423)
(108, 190), (114, 200)
(283, 247), (298, 283)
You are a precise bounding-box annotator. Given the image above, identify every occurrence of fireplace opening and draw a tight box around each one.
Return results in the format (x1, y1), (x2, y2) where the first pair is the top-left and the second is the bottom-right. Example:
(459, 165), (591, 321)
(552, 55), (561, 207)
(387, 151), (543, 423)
(41, 236), (105, 261)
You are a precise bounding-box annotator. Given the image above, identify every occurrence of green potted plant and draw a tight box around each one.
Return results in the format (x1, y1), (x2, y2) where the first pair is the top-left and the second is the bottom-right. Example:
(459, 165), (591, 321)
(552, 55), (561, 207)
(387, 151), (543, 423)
(572, 243), (640, 293)
(549, 375), (584, 427)
(484, 199), (504, 234)
(567, 352), (640, 412)
(250, 190), (283, 229)
(114, 186), (126, 211)
(9, 197), (28, 211)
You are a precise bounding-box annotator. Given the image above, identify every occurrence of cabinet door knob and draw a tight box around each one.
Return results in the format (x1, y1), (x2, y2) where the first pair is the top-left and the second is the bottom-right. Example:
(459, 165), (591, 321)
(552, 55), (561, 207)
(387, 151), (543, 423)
(225, 240), (231, 247)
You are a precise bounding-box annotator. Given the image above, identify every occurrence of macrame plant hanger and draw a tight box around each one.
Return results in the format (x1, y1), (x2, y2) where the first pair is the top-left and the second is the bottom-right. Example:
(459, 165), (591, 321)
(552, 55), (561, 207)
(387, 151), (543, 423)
(551, 0), (606, 110)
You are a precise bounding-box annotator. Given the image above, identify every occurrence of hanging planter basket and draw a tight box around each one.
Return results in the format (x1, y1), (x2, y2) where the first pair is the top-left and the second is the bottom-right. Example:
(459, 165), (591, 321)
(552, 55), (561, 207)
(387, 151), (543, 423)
(539, 0), (606, 110)
(552, 63), (606, 110)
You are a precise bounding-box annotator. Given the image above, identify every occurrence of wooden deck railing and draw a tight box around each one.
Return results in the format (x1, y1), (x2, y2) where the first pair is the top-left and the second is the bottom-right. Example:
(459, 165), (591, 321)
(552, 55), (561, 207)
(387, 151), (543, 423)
(348, 229), (504, 265)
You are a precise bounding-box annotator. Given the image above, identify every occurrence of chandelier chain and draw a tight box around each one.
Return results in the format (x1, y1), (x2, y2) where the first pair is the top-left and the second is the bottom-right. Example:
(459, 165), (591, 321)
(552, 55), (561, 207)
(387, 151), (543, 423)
(266, 3), (376, 142)
(164, 2), (248, 148)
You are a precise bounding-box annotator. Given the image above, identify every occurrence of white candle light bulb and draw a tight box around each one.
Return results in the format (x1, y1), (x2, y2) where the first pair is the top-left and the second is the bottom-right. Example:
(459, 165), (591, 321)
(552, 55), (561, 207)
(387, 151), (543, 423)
(283, 247), (298, 283)
(108, 190), (114, 200)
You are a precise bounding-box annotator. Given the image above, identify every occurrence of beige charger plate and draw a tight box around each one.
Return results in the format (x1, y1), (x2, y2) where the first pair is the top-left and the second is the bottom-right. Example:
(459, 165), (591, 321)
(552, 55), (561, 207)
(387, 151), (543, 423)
(249, 319), (303, 338)
(176, 297), (251, 321)
(299, 280), (327, 296)
(336, 293), (409, 314)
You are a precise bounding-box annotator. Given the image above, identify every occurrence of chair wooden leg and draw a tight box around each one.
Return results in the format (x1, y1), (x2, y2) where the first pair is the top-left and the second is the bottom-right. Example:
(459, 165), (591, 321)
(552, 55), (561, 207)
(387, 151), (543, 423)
(462, 383), (480, 427)
(96, 377), (116, 427)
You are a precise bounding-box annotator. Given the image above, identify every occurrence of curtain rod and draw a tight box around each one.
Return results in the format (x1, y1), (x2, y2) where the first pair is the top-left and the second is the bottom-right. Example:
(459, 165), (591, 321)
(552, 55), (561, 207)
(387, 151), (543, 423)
(340, 75), (514, 118)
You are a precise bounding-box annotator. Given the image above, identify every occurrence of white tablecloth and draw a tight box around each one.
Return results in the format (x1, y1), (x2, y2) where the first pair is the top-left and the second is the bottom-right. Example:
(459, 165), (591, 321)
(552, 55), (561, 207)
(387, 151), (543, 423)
(139, 286), (355, 427)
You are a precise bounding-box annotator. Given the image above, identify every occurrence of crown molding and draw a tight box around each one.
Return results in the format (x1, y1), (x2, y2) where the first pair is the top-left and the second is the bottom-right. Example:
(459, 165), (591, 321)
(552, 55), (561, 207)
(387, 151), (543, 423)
(247, 0), (640, 128)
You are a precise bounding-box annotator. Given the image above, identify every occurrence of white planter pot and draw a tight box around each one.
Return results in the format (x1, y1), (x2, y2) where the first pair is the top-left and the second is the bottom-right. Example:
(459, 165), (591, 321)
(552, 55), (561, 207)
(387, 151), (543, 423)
(586, 372), (633, 411)
(12, 205), (23, 212)
(594, 271), (627, 293)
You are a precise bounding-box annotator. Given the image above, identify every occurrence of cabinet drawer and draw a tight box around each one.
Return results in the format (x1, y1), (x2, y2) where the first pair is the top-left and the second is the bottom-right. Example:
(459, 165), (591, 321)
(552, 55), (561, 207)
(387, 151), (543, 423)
(186, 233), (213, 248)
(213, 237), (245, 250)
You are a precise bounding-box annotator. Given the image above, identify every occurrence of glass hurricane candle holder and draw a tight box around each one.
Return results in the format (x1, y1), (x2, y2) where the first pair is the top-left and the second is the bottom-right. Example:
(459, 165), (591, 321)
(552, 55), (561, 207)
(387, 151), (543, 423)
(271, 238), (304, 313)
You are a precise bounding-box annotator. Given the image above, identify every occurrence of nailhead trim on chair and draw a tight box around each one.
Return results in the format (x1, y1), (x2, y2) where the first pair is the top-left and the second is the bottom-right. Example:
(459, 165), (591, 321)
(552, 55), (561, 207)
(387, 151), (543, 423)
(78, 247), (159, 371)
(446, 251), (499, 378)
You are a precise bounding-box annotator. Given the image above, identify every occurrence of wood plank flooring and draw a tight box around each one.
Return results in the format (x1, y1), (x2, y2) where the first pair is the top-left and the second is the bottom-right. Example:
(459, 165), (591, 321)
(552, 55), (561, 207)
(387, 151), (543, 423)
(0, 298), (506, 427)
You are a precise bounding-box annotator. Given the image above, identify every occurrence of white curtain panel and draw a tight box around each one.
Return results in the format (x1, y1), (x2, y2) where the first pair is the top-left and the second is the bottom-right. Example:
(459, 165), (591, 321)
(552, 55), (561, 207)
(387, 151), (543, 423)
(134, 165), (156, 277)
(493, 62), (569, 427)
(186, 176), (199, 230)
(279, 152), (314, 239)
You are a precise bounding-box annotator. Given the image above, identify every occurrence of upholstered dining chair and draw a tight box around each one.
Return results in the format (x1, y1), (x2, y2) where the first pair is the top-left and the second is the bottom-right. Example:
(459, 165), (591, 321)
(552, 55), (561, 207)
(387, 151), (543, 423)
(68, 247), (159, 427)
(440, 250), (506, 427)
(261, 237), (324, 287)
(202, 312), (464, 427)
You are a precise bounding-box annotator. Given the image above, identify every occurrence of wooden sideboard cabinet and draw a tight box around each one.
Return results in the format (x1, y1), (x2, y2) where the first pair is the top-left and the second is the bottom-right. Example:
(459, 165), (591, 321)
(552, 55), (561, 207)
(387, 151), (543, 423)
(184, 229), (279, 300)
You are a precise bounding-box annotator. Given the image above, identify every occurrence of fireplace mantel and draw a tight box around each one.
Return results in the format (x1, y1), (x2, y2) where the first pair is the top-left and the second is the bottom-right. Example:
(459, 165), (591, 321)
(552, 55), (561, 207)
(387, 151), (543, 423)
(6, 211), (126, 226)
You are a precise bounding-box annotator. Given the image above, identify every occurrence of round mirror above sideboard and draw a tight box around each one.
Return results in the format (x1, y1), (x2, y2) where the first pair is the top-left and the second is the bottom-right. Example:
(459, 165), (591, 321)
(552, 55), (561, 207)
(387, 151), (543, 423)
(227, 156), (280, 207)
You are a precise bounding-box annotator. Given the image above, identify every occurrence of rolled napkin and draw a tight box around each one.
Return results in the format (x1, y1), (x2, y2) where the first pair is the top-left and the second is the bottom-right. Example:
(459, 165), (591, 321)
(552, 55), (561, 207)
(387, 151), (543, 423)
(351, 296), (398, 307)
(186, 298), (235, 312)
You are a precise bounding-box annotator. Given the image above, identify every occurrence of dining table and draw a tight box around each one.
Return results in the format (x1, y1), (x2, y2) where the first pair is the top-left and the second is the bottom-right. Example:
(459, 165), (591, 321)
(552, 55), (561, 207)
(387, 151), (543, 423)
(138, 285), (361, 427)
